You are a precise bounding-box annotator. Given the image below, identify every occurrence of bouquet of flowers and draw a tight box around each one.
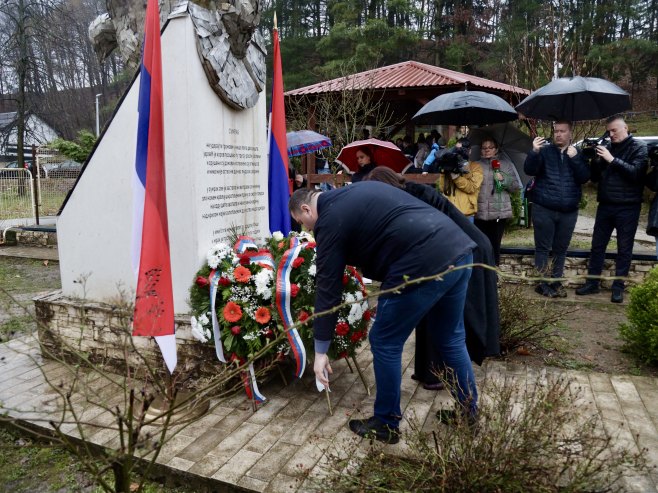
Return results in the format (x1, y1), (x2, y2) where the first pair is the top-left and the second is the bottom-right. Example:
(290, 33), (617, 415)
(188, 241), (282, 365)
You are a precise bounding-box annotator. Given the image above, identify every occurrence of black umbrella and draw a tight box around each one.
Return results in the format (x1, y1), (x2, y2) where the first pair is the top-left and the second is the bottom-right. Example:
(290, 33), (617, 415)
(515, 76), (631, 122)
(469, 123), (532, 185)
(412, 91), (518, 125)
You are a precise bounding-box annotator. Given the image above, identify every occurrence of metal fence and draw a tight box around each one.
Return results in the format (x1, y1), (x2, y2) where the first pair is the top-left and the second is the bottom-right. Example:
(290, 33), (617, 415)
(0, 147), (81, 230)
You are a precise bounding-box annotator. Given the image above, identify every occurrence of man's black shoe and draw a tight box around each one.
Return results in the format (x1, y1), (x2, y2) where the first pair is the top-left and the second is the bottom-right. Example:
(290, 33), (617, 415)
(349, 416), (400, 444)
(611, 289), (624, 303)
(551, 285), (568, 298)
(575, 283), (600, 295)
(535, 284), (557, 298)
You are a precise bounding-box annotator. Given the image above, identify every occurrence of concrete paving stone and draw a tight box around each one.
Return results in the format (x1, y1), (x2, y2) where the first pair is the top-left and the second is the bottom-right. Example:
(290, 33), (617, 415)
(166, 456), (195, 472)
(186, 453), (226, 478)
(602, 418), (638, 445)
(247, 442), (298, 483)
(213, 406), (258, 432)
(400, 400), (432, 434)
(594, 392), (625, 421)
(280, 410), (326, 446)
(155, 433), (198, 465)
(315, 406), (352, 437)
(207, 422), (264, 462)
(177, 427), (242, 462)
(276, 378), (309, 399)
(237, 474), (267, 493)
(277, 396), (315, 421)
(246, 396), (290, 426)
(611, 376), (644, 403)
(177, 411), (224, 438)
(621, 474), (658, 493)
(281, 438), (328, 477)
(208, 404), (235, 418)
(211, 449), (262, 484)
(244, 418), (295, 454)
(264, 472), (300, 493)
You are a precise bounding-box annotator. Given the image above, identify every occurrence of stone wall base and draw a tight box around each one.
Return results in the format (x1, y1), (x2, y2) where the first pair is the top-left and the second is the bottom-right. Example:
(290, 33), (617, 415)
(5, 228), (57, 248)
(499, 254), (656, 287)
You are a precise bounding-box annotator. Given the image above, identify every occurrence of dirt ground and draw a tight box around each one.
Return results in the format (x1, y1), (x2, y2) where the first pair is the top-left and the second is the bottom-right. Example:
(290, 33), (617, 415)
(501, 285), (658, 378)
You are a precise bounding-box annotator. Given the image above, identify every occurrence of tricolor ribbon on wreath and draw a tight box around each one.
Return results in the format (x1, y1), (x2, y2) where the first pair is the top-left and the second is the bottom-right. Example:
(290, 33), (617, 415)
(275, 241), (312, 379)
(207, 235), (288, 403)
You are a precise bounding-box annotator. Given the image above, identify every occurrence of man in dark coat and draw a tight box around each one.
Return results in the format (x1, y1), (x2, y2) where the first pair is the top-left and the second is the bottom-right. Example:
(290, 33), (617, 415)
(643, 145), (658, 258)
(524, 121), (590, 298)
(364, 166), (499, 388)
(576, 116), (648, 303)
(289, 182), (478, 444)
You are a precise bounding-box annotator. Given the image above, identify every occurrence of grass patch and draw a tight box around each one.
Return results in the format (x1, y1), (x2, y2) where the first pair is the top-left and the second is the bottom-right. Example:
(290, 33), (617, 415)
(0, 257), (61, 295)
(0, 316), (33, 342)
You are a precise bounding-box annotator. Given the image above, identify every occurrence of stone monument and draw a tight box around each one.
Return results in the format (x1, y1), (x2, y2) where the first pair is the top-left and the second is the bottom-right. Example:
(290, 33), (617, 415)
(37, 1), (270, 373)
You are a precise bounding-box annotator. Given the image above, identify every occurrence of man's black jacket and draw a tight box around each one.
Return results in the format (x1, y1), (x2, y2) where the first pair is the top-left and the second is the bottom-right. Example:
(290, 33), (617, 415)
(312, 181), (476, 344)
(524, 144), (590, 212)
(590, 136), (648, 205)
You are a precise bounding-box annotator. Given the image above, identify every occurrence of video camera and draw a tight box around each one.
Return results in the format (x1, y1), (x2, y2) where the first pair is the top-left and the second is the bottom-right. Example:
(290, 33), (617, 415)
(429, 138), (471, 175)
(581, 132), (610, 164)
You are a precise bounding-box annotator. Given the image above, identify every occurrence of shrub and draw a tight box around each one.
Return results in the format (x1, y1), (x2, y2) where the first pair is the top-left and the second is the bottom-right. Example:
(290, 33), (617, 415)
(312, 376), (647, 493)
(498, 283), (575, 353)
(619, 266), (658, 365)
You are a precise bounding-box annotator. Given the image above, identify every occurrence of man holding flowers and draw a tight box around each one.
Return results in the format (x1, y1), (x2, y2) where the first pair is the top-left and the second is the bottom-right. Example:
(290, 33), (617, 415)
(289, 182), (478, 444)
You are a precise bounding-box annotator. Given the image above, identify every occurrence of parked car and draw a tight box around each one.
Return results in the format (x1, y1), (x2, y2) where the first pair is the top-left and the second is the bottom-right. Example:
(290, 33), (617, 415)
(0, 160), (47, 178)
(47, 160), (82, 179)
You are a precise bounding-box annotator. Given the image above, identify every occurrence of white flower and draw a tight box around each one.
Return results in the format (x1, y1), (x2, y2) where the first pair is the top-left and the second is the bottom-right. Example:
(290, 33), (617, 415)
(207, 242), (232, 268)
(272, 231), (284, 241)
(207, 255), (220, 269)
(254, 269), (273, 300)
(204, 328), (212, 340)
(198, 313), (210, 326)
(190, 316), (209, 342)
(308, 264), (316, 277)
(348, 302), (363, 325)
(297, 231), (314, 242)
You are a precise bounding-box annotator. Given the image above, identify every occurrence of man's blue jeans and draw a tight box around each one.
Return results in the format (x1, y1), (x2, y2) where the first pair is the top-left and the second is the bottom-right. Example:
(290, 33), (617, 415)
(532, 203), (578, 282)
(369, 253), (477, 427)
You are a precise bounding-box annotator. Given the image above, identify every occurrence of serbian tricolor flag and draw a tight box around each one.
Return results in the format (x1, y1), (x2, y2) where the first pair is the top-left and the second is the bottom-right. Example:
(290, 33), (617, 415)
(131, 0), (177, 374)
(267, 17), (292, 235)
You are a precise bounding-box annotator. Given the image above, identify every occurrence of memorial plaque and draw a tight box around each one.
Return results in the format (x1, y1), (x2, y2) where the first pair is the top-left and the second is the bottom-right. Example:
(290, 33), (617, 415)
(57, 12), (268, 313)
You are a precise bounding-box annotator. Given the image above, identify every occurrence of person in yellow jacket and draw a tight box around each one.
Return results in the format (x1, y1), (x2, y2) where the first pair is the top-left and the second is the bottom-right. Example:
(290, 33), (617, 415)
(437, 161), (483, 220)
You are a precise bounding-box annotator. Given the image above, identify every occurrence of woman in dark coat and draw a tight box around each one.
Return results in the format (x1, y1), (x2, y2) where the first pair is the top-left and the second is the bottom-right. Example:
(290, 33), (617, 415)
(365, 167), (500, 388)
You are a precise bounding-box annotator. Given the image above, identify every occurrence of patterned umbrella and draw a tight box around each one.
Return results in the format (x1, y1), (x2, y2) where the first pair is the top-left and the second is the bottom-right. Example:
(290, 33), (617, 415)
(286, 130), (332, 157)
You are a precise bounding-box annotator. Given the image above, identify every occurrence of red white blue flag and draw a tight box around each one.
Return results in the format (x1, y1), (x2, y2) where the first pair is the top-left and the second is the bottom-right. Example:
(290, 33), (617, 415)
(267, 22), (292, 235)
(131, 0), (176, 374)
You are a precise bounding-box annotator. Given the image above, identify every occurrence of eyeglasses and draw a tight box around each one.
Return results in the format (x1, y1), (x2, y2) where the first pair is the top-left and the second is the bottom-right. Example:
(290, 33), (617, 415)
(481, 146), (496, 150)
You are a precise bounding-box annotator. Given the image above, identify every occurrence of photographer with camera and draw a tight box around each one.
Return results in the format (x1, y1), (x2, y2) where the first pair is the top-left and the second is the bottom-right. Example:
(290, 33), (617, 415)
(524, 121), (590, 298)
(576, 116), (648, 303)
(424, 138), (484, 220)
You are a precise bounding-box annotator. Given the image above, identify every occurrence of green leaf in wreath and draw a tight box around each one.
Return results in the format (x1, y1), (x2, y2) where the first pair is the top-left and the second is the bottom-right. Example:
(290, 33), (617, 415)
(225, 333), (234, 351)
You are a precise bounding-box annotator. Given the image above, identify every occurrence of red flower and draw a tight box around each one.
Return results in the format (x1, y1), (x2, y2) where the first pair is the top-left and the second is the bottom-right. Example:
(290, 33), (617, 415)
(239, 255), (251, 266)
(342, 274), (349, 285)
(223, 302), (242, 323)
(195, 276), (209, 288)
(336, 322), (350, 336)
(339, 351), (348, 359)
(230, 325), (241, 335)
(278, 241), (285, 248)
(351, 331), (366, 343)
(290, 283), (300, 297)
(255, 307), (271, 324)
(234, 266), (251, 283)
(298, 310), (310, 323)
(307, 242), (317, 248)
(363, 310), (371, 322)
(264, 329), (275, 339)
(219, 277), (231, 287)
(292, 257), (305, 268)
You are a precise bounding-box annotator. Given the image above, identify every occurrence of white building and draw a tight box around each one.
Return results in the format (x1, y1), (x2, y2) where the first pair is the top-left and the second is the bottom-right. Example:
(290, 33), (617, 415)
(0, 111), (59, 160)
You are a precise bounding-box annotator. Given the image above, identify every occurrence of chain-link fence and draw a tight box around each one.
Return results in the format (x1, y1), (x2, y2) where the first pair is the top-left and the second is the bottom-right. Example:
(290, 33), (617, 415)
(36, 148), (81, 216)
(0, 168), (35, 230)
(0, 147), (81, 230)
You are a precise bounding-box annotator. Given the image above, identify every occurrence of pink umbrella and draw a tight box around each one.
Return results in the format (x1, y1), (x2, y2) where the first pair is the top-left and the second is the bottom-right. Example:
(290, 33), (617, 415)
(336, 138), (410, 173)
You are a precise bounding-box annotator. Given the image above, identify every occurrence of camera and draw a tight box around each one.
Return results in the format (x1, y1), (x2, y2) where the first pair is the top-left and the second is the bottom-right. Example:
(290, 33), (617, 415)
(581, 136), (609, 159)
(429, 151), (468, 175)
(542, 137), (552, 146)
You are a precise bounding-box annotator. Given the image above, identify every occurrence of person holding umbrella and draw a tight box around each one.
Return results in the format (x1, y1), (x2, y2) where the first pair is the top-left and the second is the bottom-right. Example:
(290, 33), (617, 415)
(524, 121), (590, 298)
(474, 137), (521, 265)
(351, 146), (377, 182)
(576, 115), (648, 303)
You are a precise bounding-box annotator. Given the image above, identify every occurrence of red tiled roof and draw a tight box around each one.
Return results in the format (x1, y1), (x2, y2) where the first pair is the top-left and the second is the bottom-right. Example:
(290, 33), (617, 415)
(284, 60), (529, 96)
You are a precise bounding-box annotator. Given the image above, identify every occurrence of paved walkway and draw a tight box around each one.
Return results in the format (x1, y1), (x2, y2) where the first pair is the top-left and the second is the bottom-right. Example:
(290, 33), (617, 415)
(1, 336), (656, 492)
(0, 245), (59, 261)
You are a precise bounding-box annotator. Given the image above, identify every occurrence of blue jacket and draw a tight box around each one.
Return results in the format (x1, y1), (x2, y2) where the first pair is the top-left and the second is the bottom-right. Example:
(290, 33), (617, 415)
(524, 145), (590, 212)
(312, 182), (476, 349)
